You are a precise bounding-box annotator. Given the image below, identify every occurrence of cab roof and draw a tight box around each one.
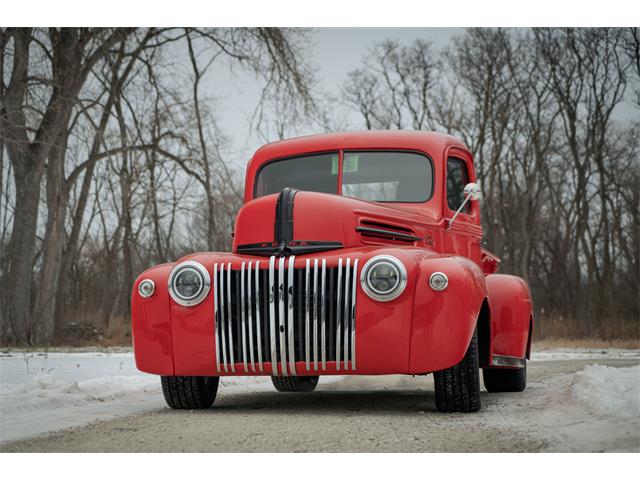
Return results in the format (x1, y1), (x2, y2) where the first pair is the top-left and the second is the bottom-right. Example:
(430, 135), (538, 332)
(251, 130), (467, 162)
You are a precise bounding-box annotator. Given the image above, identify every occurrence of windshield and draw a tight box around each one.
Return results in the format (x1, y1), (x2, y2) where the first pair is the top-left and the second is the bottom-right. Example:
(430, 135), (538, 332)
(255, 151), (433, 203)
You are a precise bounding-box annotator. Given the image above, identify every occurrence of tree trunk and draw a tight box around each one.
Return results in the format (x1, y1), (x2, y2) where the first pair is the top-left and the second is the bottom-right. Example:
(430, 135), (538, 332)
(31, 138), (69, 344)
(2, 162), (45, 344)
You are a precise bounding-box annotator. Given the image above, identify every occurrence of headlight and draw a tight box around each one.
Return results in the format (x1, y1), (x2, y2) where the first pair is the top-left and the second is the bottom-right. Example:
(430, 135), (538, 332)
(138, 279), (155, 298)
(168, 260), (211, 306)
(360, 255), (407, 302)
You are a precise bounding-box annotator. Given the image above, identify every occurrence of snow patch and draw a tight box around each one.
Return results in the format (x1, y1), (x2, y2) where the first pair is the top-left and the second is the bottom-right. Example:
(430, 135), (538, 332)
(1, 374), (159, 416)
(570, 364), (640, 418)
(532, 348), (640, 361)
(0, 351), (343, 443)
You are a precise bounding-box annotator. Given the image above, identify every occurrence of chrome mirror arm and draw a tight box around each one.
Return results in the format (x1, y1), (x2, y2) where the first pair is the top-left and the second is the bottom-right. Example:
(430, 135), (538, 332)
(447, 194), (472, 229)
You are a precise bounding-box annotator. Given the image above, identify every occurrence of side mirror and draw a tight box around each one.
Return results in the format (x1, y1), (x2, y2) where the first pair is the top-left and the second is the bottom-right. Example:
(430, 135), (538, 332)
(463, 182), (482, 201)
(448, 182), (481, 229)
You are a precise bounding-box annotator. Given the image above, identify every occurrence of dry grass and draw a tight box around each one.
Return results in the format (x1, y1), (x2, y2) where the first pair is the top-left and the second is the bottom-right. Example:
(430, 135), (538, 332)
(533, 338), (640, 350)
(534, 313), (638, 343)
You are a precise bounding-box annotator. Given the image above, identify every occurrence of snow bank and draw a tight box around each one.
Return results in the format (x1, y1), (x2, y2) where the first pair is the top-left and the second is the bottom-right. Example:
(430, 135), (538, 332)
(0, 351), (340, 443)
(1, 374), (159, 416)
(0, 352), (164, 443)
(570, 364), (640, 418)
(0, 372), (285, 419)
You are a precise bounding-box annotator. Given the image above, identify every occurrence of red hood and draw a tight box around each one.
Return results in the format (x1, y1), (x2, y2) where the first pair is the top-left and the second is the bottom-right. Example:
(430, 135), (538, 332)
(232, 190), (441, 256)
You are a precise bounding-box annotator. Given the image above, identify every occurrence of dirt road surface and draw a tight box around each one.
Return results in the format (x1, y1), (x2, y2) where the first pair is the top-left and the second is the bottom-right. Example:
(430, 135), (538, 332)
(2, 359), (638, 452)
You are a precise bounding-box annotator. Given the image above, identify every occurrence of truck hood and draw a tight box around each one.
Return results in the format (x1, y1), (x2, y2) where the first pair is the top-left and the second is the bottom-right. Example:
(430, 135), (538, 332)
(232, 189), (438, 256)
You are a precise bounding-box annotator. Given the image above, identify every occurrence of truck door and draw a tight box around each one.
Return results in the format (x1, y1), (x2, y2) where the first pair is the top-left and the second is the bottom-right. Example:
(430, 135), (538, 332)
(442, 148), (483, 265)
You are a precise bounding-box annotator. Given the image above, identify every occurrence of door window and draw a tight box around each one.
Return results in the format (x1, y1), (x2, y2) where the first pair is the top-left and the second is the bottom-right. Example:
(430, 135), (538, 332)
(446, 157), (470, 212)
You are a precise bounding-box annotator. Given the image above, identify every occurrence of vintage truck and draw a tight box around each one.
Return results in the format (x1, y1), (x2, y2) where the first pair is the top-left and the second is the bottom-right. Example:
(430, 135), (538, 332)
(132, 131), (533, 413)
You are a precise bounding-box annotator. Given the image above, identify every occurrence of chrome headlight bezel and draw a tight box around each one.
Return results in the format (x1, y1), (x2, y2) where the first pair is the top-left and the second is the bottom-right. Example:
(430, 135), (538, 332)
(360, 254), (407, 302)
(168, 260), (211, 307)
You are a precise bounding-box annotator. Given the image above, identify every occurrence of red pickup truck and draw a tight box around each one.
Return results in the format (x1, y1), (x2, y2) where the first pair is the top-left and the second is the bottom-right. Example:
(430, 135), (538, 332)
(132, 131), (533, 412)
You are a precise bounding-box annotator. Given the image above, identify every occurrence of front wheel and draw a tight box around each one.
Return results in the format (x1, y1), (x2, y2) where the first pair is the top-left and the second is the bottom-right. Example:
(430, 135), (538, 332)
(161, 376), (219, 409)
(271, 376), (319, 392)
(433, 330), (481, 412)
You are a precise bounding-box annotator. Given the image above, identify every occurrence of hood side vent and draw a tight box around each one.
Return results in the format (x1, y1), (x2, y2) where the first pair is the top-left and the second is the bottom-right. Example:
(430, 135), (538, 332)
(357, 220), (421, 245)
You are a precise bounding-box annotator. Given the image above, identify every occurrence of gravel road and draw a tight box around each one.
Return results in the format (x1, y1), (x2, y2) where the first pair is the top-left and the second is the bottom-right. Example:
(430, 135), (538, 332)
(2, 359), (638, 452)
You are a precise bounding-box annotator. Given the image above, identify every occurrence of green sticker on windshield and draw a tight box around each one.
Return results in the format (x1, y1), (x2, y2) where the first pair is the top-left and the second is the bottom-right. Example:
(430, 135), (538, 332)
(344, 154), (359, 173)
(331, 154), (359, 174)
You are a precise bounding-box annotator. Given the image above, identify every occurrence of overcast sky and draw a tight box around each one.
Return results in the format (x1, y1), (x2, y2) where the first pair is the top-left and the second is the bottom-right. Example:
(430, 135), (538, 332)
(204, 28), (463, 165)
(200, 27), (636, 168)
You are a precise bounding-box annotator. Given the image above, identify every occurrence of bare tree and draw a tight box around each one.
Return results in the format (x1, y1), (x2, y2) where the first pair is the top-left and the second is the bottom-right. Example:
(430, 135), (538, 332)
(343, 39), (440, 131)
(0, 27), (315, 346)
(343, 28), (639, 339)
(0, 28), (134, 344)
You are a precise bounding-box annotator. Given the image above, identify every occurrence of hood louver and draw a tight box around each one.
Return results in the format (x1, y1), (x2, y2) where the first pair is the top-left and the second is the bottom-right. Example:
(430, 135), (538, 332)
(356, 220), (421, 244)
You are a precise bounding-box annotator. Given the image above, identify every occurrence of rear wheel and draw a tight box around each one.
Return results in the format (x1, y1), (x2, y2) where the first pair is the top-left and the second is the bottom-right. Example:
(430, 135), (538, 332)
(271, 376), (319, 392)
(483, 362), (527, 392)
(161, 376), (219, 409)
(434, 330), (481, 412)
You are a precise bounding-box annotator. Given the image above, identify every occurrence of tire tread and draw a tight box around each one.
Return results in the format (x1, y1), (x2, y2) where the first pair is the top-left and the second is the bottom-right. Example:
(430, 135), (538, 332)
(271, 376), (319, 392)
(161, 376), (219, 409)
(434, 330), (481, 412)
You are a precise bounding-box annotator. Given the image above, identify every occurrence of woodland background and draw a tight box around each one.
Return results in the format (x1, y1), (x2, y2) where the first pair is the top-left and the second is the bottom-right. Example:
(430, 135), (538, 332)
(0, 27), (638, 346)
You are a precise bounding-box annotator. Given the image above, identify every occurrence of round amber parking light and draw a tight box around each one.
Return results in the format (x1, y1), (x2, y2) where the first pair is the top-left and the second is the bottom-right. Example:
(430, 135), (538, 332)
(429, 272), (448, 292)
(138, 279), (155, 298)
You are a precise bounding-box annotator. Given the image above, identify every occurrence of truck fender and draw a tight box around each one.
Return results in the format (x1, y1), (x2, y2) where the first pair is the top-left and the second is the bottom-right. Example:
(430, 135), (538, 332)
(485, 274), (533, 363)
(409, 254), (488, 373)
(131, 263), (176, 375)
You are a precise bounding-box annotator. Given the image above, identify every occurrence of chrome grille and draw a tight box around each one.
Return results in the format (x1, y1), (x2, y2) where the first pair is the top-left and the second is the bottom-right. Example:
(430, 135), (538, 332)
(213, 255), (359, 375)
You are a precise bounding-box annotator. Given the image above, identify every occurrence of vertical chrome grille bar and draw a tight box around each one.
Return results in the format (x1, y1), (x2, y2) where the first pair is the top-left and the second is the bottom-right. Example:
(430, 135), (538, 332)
(240, 262), (248, 371)
(343, 258), (351, 370)
(219, 264), (228, 372)
(335, 258), (343, 371)
(320, 259), (327, 370)
(287, 256), (297, 376)
(312, 259), (319, 371)
(304, 259), (311, 371)
(255, 260), (263, 372)
(226, 262), (235, 372)
(278, 257), (288, 376)
(351, 259), (359, 370)
(213, 263), (221, 373)
(247, 261), (256, 372)
(268, 256), (277, 375)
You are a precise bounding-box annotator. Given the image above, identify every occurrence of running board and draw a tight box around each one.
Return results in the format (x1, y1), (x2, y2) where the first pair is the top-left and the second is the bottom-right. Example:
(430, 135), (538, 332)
(490, 355), (525, 368)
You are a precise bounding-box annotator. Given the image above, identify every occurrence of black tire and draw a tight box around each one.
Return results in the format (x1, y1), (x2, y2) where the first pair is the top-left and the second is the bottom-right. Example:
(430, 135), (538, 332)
(161, 376), (219, 409)
(434, 330), (481, 412)
(271, 376), (319, 392)
(483, 362), (527, 392)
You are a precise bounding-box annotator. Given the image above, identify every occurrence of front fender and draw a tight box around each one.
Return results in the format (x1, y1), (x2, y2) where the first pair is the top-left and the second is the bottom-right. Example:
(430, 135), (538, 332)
(131, 263), (176, 375)
(409, 255), (488, 374)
